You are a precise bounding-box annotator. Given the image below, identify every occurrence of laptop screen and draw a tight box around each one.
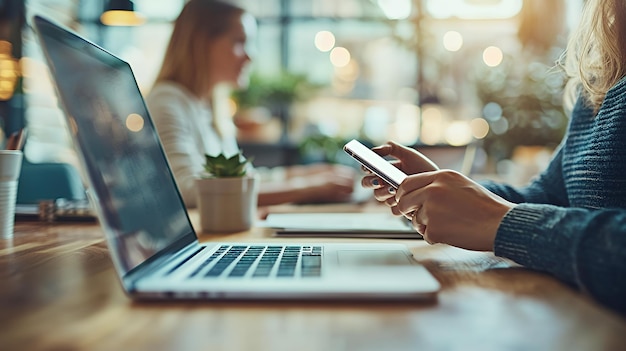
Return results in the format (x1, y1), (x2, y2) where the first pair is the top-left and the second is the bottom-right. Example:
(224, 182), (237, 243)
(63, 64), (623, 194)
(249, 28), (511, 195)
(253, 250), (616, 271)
(33, 16), (197, 275)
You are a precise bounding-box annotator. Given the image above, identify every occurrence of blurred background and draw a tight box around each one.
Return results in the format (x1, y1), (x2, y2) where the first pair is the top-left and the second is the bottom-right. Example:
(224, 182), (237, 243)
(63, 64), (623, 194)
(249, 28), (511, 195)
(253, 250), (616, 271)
(0, 0), (583, 203)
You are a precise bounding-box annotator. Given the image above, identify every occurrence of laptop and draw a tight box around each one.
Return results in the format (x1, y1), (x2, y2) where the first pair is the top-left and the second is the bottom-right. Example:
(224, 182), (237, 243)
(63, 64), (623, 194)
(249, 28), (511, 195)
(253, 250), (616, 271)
(32, 15), (439, 301)
(265, 212), (423, 239)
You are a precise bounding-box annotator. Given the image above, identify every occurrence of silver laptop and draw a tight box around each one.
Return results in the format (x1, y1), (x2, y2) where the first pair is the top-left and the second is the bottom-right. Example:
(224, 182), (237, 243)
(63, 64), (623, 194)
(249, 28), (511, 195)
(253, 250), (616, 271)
(32, 15), (439, 301)
(265, 212), (423, 239)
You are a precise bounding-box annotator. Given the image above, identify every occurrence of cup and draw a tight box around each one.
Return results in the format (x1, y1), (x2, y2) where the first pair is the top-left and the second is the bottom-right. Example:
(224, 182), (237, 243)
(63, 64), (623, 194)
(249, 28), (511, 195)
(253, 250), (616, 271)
(0, 150), (23, 238)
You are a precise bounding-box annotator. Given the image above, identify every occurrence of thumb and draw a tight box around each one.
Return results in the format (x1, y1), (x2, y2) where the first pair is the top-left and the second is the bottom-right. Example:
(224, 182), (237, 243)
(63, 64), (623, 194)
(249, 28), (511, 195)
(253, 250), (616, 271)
(373, 140), (424, 161)
(371, 140), (411, 157)
(387, 140), (419, 159)
(379, 140), (440, 173)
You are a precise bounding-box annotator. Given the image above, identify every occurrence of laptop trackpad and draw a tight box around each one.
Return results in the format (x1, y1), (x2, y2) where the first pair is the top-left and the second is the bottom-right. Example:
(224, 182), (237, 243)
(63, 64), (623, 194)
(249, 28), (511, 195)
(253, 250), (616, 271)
(337, 250), (411, 267)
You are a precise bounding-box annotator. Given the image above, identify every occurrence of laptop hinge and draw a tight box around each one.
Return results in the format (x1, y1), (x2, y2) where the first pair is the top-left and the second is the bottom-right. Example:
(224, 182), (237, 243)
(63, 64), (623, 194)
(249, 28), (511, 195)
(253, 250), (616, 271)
(123, 240), (202, 289)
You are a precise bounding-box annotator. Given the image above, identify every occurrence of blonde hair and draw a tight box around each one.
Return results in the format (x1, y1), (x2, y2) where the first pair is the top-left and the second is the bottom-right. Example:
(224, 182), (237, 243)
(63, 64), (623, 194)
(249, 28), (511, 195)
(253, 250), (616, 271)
(155, 0), (243, 137)
(563, 0), (626, 112)
(155, 0), (244, 98)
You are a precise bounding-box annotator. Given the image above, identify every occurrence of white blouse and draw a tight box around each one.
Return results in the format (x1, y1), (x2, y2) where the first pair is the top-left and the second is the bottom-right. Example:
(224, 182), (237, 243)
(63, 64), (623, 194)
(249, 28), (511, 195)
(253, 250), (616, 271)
(145, 82), (239, 207)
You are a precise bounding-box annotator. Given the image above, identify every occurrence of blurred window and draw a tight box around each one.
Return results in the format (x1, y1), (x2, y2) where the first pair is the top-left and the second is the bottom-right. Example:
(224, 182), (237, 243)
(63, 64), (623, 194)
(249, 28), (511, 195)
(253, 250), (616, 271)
(23, 0), (584, 173)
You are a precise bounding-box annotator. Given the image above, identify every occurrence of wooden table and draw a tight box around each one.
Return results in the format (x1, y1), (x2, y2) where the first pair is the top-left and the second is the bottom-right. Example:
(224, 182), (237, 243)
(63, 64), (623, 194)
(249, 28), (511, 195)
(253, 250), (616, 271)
(1, 205), (625, 351)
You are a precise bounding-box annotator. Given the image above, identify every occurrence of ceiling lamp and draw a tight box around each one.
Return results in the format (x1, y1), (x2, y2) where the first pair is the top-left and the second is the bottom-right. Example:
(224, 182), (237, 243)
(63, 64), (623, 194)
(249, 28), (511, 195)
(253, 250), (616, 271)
(100, 0), (145, 26)
(0, 41), (19, 101)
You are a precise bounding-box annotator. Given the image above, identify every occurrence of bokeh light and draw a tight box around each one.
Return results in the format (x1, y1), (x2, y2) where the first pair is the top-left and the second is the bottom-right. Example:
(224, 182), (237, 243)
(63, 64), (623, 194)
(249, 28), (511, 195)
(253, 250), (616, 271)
(483, 46), (504, 67)
(314, 31), (336, 52)
(126, 113), (144, 132)
(470, 118), (490, 139)
(420, 106), (444, 145)
(330, 47), (351, 67)
(443, 31), (463, 52)
(444, 121), (473, 146)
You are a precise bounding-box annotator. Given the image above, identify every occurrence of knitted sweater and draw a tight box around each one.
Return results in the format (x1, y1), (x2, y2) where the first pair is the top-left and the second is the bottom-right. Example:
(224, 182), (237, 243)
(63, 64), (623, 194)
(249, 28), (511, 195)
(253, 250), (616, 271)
(482, 77), (626, 315)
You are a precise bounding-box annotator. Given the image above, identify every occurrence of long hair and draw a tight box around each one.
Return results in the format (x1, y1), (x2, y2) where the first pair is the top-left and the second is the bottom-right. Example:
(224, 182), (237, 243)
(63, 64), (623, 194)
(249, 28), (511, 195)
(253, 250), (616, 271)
(155, 0), (244, 98)
(563, 0), (626, 112)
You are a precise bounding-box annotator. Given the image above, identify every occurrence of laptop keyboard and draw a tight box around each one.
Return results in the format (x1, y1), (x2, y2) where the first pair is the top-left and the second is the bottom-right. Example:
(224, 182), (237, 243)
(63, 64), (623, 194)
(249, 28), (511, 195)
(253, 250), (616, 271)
(187, 245), (322, 279)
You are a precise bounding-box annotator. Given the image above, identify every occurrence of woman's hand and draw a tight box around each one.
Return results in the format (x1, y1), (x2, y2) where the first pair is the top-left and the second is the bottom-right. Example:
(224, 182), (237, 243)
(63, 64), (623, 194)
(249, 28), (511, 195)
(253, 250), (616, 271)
(361, 140), (439, 210)
(371, 140), (440, 175)
(290, 164), (356, 203)
(395, 170), (515, 251)
(259, 163), (356, 205)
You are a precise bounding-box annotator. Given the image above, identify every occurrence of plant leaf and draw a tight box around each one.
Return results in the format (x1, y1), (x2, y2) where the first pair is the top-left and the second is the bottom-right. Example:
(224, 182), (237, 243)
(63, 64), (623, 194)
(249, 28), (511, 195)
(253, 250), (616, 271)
(203, 152), (251, 177)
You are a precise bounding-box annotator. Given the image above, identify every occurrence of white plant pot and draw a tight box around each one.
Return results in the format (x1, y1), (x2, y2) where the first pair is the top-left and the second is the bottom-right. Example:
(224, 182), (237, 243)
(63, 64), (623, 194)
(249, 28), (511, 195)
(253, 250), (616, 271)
(195, 175), (259, 233)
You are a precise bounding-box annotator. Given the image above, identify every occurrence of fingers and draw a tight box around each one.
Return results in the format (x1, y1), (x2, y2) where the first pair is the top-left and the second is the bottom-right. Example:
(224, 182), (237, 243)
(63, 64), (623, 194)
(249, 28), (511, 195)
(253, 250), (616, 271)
(361, 174), (380, 189)
(370, 143), (393, 157)
(392, 172), (439, 222)
(384, 203), (401, 216)
(410, 208), (433, 244)
(365, 178), (397, 203)
(395, 171), (438, 200)
(371, 141), (439, 175)
(372, 140), (411, 158)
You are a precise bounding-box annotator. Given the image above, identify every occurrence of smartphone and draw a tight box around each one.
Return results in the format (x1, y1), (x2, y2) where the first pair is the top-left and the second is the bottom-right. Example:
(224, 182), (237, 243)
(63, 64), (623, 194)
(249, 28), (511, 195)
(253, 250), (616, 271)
(343, 139), (407, 188)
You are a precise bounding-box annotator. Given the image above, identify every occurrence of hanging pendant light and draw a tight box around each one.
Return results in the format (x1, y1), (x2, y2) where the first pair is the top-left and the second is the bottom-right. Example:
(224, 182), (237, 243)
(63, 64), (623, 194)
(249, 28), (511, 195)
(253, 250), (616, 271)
(100, 0), (145, 26)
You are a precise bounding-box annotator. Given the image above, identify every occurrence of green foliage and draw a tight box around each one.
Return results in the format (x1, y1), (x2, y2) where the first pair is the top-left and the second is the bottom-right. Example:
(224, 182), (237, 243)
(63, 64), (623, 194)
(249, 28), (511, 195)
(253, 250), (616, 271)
(473, 54), (569, 161)
(298, 135), (349, 164)
(232, 71), (323, 110)
(203, 153), (253, 178)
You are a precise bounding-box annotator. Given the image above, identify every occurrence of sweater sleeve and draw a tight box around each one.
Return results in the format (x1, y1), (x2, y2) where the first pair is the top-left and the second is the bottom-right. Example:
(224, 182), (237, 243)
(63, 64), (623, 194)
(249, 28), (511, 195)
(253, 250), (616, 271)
(495, 204), (626, 315)
(146, 89), (205, 208)
(480, 143), (569, 206)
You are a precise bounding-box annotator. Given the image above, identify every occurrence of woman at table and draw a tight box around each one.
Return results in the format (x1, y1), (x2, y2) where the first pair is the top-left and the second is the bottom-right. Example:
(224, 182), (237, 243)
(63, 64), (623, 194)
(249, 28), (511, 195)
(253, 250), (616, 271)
(146, 0), (355, 208)
(362, 0), (626, 315)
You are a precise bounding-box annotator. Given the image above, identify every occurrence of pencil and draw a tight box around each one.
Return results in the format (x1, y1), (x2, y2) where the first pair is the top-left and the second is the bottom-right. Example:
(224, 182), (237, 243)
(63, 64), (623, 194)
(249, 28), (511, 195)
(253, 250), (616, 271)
(5, 128), (26, 150)
(15, 127), (27, 150)
(5, 131), (17, 150)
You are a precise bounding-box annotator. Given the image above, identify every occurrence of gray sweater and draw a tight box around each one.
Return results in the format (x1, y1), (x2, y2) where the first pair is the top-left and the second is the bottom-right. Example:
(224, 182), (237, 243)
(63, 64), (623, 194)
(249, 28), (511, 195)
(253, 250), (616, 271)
(483, 78), (626, 315)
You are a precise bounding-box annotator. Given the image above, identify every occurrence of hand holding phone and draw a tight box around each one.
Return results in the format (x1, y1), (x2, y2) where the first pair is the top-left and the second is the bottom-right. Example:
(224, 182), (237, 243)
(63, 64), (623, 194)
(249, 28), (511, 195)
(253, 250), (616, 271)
(343, 139), (407, 188)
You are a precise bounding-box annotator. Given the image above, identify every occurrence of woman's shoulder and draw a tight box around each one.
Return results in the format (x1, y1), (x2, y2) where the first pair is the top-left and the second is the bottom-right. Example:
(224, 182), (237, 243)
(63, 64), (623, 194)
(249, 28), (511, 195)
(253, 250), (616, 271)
(602, 76), (626, 104)
(573, 76), (626, 120)
(146, 81), (204, 116)
(146, 81), (194, 103)
(146, 82), (202, 125)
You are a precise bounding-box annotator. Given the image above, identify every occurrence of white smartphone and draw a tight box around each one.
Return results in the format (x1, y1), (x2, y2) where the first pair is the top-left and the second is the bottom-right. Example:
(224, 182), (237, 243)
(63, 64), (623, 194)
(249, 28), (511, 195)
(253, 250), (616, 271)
(343, 139), (407, 188)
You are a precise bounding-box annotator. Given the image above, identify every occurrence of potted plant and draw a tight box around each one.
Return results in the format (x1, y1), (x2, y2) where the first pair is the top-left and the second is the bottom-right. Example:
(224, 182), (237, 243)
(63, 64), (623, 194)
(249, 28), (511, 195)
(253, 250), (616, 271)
(231, 71), (323, 142)
(232, 70), (320, 113)
(195, 152), (259, 233)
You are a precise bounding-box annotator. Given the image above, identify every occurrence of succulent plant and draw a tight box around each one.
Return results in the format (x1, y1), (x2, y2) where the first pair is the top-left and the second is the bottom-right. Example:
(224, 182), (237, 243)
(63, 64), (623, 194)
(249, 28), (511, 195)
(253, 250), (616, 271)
(203, 152), (252, 178)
